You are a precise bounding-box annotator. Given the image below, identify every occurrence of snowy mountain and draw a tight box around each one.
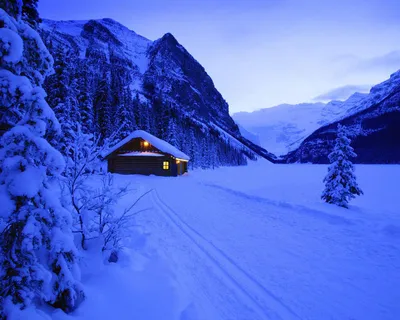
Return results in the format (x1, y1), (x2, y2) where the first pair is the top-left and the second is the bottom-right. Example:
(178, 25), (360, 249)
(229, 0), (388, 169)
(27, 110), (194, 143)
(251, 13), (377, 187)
(285, 70), (400, 163)
(40, 18), (277, 166)
(234, 70), (400, 159)
(236, 124), (260, 146)
(232, 94), (366, 156)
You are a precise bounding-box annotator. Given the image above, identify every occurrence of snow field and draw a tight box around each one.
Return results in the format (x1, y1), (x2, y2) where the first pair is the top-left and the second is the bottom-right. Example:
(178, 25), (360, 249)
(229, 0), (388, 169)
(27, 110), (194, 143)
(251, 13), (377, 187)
(17, 162), (398, 320)
(126, 162), (400, 319)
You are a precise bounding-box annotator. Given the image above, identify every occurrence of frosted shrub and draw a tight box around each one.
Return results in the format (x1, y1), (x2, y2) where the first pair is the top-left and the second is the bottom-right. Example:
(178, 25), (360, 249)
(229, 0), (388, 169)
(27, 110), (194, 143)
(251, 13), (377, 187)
(61, 125), (150, 261)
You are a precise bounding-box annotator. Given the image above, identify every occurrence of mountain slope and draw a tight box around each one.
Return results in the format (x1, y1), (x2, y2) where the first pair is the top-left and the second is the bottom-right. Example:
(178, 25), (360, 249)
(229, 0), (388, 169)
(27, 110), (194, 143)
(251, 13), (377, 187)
(285, 70), (400, 163)
(233, 95), (366, 156)
(234, 70), (400, 159)
(40, 18), (276, 165)
(236, 124), (260, 146)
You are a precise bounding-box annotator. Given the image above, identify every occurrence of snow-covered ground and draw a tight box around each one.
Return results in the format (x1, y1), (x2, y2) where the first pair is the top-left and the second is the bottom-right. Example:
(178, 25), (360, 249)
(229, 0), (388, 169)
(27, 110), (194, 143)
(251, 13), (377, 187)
(43, 161), (399, 320)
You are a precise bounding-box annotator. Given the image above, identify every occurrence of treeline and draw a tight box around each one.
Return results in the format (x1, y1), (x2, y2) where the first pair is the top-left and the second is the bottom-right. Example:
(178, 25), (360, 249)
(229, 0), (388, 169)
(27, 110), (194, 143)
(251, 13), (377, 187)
(41, 38), (251, 168)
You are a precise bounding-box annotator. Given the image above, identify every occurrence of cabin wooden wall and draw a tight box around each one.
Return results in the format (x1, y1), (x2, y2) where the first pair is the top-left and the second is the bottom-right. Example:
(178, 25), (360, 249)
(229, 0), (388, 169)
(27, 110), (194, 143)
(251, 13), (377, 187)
(176, 161), (188, 175)
(107, 137), (189, 176)
(183, 161), (188, 173)
(108, 155), (178, 176)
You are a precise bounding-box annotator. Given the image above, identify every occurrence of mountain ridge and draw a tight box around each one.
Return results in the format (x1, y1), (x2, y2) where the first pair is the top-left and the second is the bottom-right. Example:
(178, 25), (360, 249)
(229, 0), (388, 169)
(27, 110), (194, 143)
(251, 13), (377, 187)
(285, 72), (400, 163)
(232, 95), (365, 156)
(234, 70), (399, 160)
(40, 18), (277, 167)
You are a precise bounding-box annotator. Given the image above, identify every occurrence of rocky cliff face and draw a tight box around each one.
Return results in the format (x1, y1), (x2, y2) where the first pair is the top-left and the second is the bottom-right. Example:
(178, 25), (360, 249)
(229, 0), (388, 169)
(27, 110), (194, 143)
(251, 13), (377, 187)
(144, 32), (234, 130)
(285, 71), (400, 164)
(40, 18), (276, 166)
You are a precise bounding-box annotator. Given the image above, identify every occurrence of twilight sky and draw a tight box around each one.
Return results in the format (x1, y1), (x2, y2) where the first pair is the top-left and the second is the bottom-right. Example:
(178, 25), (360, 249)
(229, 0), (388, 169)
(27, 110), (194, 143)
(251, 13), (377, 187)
(39, 0), (400, 113)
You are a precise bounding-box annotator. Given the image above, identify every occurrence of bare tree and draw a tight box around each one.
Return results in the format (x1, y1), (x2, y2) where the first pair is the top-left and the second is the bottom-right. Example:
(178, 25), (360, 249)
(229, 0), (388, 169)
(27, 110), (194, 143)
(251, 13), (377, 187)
(60, 125), (151, 259)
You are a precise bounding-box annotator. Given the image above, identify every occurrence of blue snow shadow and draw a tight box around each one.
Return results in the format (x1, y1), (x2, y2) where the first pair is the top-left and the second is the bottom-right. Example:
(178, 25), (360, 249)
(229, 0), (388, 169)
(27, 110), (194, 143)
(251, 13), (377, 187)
(203, 183), (354, 226)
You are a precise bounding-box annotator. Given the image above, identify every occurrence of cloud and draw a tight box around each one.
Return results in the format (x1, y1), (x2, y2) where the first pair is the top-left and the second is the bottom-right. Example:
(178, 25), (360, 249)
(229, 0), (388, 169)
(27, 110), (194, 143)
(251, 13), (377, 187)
(332, 51), (400, 76)
(313, 84), (372, 101)
(355, 50), (400, 73)
(329, 51), (400, 83)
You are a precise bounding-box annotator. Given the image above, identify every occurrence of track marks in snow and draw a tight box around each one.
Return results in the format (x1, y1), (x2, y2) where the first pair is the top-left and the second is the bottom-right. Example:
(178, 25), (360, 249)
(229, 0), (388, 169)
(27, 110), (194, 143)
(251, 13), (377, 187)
(202, 183), (354, 226)
(151, 189), (301, 320)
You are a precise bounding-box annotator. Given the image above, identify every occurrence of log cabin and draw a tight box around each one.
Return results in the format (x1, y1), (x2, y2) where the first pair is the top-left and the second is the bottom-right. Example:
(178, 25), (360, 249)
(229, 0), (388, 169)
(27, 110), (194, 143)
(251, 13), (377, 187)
(103, 130), (189, 176)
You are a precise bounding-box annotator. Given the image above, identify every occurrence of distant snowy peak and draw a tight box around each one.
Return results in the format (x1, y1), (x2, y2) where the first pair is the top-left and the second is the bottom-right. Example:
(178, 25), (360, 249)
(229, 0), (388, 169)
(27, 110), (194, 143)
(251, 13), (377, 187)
(42, 18), (151, 73)
(233, 70), (400, 157)
(313, 84), (371, 102)
(285, 69), (400, 163)
(321, 92), (367, 119)
(42, 18), (150, 44)
(41, 19), (88, 36)
(233, 102), (329, 156)
(344, 69), (400, 117)
(234, 102), (325, 128)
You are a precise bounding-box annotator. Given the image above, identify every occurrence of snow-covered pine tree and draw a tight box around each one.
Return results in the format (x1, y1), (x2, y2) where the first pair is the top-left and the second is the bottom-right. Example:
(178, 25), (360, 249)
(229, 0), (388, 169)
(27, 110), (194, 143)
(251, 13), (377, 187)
(0, 0), (40, 29)
(0, 7), (83, 315)
(187, 129), (197, 169)
(77, 63), (95, 134)
(139, 100), (151, 132)
(321, 124), (363, 208)
(94, 70), (113, 137)
(44, 45), (81, 154)
(116, 87), (136, 140)
(166, 117), (178, 146)
(21, 0), (41, 29)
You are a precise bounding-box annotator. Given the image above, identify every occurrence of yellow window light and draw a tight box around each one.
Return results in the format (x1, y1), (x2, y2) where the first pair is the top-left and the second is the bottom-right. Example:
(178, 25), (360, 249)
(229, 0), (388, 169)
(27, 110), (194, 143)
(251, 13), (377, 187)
(176, 160), (180, 164)
(163, 161), (169, 170)
(143, 141), (149, 147)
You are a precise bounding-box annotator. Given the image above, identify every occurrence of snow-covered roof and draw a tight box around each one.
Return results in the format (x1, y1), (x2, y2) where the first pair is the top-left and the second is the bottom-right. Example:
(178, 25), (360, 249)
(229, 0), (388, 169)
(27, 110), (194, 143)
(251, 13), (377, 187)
(103, 130), (190, 160)
(118, 152), (163, 157)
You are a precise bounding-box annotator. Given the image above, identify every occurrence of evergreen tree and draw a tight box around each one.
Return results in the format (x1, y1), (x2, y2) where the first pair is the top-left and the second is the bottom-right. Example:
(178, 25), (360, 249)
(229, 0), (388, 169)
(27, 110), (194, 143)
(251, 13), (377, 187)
(322, 124), (363, 208)
(0, 1), (21, 20)
(151, 97), (170, 140)
(116, 87), (136, 139)
(94, 70), (113, 138)
(77, 63), (94, 134)
(187, 129), (197, 169)
(0, 8), (83, 315)
(0, 0), (40, 28)
(209, 141), (218, 169)
(22, 0), (41, 29)
(44, 46), (80, 153)
(166, 117), (178, 146)
(138, 101), (151, 132)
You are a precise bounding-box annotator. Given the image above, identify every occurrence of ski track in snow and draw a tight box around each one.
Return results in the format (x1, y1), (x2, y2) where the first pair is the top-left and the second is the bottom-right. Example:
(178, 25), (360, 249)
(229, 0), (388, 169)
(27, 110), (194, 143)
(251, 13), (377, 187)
(151, 189), (301, 320)
(201, 182), (354, 226)
(115, 164), (400, 320)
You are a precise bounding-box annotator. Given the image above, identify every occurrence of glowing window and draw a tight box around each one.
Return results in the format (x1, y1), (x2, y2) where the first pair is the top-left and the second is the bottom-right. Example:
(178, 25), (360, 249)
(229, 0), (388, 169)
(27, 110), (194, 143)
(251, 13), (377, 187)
(143, 141), (149, 147)
(163, 161), (169, 170)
